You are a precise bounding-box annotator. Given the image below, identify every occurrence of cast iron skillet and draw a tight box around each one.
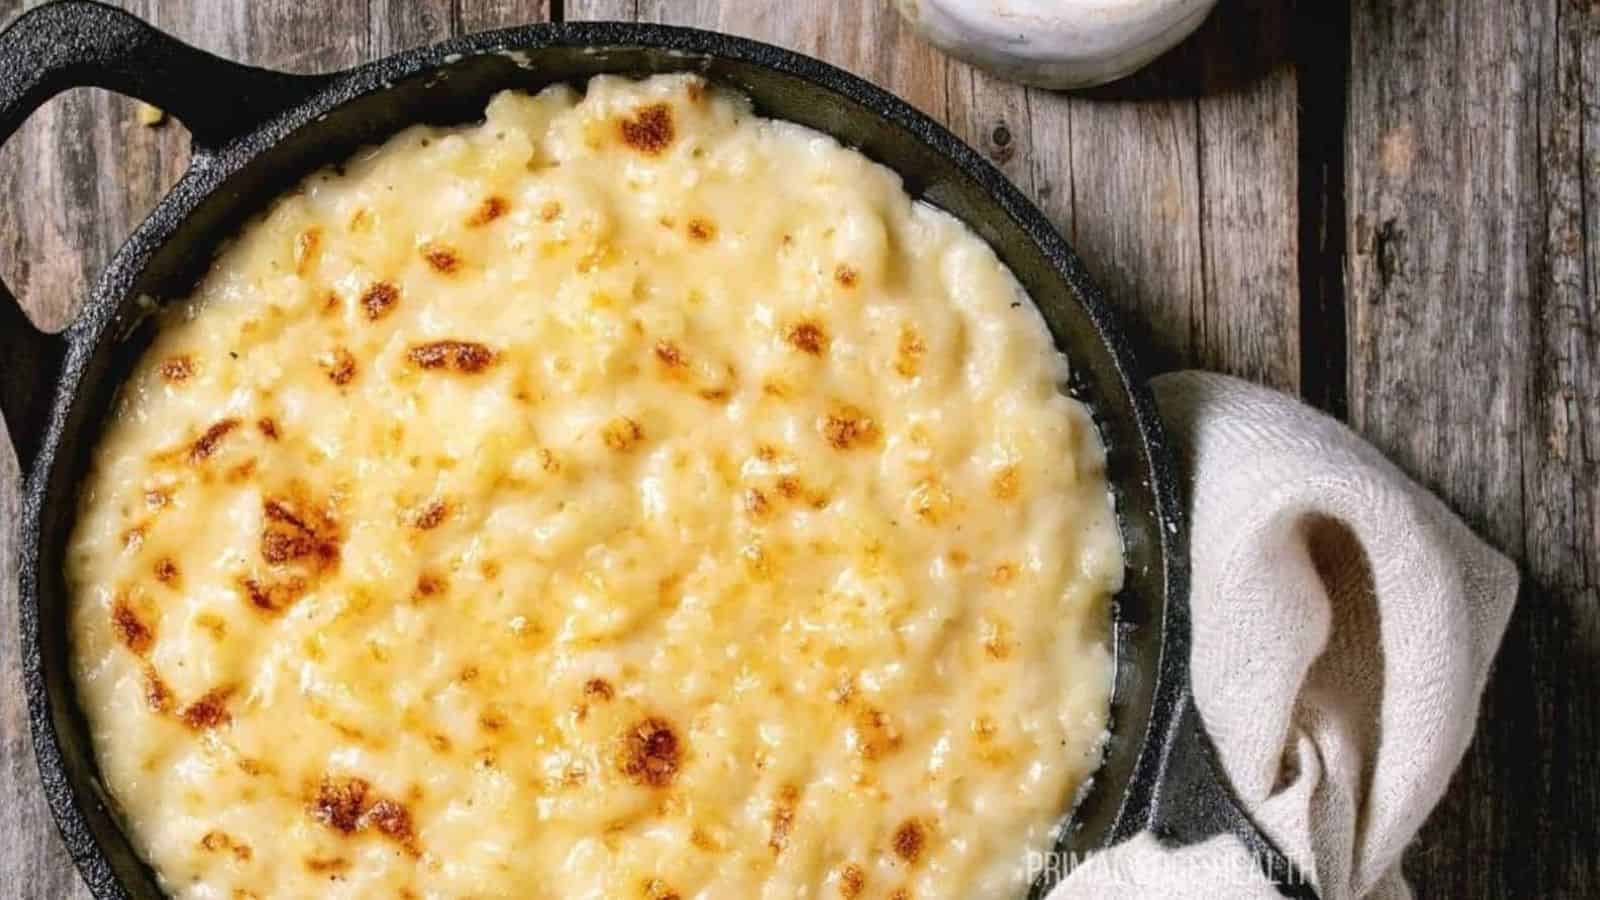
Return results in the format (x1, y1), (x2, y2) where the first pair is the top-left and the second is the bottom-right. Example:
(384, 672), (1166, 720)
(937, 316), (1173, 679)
(0, 2), (1314, 897)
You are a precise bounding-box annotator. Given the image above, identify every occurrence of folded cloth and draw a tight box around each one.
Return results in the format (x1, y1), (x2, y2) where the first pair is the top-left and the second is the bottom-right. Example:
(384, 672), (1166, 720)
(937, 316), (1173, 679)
(1052, 372), (1519, 900)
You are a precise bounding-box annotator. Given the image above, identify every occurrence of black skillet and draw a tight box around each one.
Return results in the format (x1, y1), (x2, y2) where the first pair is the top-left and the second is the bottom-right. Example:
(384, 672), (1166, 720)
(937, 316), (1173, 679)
(0, 2), (1314, 897)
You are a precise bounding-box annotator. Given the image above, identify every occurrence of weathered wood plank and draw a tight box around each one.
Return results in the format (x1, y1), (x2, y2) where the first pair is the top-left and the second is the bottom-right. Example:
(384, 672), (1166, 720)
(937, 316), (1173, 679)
(1348, 0), (1599, 895)
(1026, 1), (1302, 386)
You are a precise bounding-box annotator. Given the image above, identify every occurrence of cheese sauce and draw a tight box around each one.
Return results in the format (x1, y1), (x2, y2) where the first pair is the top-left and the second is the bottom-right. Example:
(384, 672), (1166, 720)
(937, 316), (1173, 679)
(67, 74), (1122, 900)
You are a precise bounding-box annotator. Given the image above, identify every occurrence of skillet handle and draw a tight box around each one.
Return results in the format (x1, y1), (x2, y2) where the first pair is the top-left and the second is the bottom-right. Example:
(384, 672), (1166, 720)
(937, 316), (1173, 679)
(0, 0), (334, 152)
(0, 0), (335, 477)
(1150, 693), (1321, 899)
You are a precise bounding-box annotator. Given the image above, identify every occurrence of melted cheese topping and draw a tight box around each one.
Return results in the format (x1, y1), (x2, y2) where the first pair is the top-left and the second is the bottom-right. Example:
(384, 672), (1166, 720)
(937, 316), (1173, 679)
(67, 74), (1122, 900)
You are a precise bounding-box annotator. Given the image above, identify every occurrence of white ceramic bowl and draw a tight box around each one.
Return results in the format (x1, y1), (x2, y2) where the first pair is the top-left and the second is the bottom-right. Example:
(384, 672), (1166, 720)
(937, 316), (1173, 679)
(895, 0), (1219, 89)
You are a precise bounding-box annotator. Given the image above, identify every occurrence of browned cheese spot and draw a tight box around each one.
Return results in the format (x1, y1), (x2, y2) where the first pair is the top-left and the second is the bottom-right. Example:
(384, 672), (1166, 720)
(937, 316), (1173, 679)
(620, 717), (681, 788)
(412, 499), (449, 530)
(822, 406), (880, 450)
(407, 340), (496, 374)
(360, 281), (399, 320)
(840, 863), (866, 898)
(145, 488), (171, 509)
(304, 856), (350, 875)
(262, 496), (341, 572)
(769, 784), (800, 854)
(239, 575), (308, 615)
(786, 320), (828, 355)
(990, 465), (1020, 500)
(834, 263), (859, 288)
(143, 665), (173, 713)
(364, 798), (418, 854)
(294, 226), (322, 276)
(478, 706), (508, 732)
(889, 890), (911, 900)
(256, 417), (280, 440)
(855, 706), (904, 760)
(653, 341), (694, 384)
(179, 688), (232, 731)
(538, 448), (562, 474)
(311, 776), (369, 834)
(414, 571), (448, 601)
(153, 556), (180, 586)
(121, 523), (147, 552)
(159, 355), (196, 383)
(698, 387), (731, 404)
(540, 199), (563, 222)
(892, 819), (926, 865)
(112, 596), (155, 655)
(895, 325), (925, 378)
(466, 195), (508, 227)
(200, 831), (253, 861)
(324, 347), (358, 386)
(421, 242), (462, 274)
(686, 218), (716, 242)
(585, 678), (616, 702)
(189, 418), (241, 462)
(744, 487), (772, 520)
(619, 103), (675, 155)
(225, 458), (259, 484)
(602, 417), (646, 452)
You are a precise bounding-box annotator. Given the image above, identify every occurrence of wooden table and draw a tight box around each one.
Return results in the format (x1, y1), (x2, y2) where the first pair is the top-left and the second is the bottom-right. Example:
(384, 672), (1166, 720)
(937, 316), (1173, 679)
(1, 1), (1593, 896)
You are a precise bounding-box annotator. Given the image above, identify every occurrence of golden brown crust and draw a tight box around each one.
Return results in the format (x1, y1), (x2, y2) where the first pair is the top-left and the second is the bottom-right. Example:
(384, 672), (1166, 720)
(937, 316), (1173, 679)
(189, 419), (241, 462)
(466, 195), (508, 227)
(159, 355), (196, 383)
(839, 864), (866, 898)
(421, 243), (462, 274)
(686, 218), (716, 242)
(769, 784), (799, 854)
(786, 321), (828, 356)
(619, 103), (675, 155)
(411, 499), (449, 530)
(324, 347), (358, 385)
(407, 340), (496, 373)
(620, 717), (681, 788)
(311, 776), (369, 834)
(179, 688), (232, 731)
(892, 819), (926, 865)
(111, 596), (155, 655)
(822, 406), (880, 450)
(360, 281), (400, 320)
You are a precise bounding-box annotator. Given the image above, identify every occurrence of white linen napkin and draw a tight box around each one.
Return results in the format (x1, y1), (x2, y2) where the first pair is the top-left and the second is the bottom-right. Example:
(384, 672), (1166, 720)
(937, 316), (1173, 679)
(1051, 372), (1519, 900)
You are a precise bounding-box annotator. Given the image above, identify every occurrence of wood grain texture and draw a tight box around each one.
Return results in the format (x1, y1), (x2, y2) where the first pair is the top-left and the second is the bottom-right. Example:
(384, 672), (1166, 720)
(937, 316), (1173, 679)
(1347, 1), (1599, 895)
(1, 0), (1596, 897)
